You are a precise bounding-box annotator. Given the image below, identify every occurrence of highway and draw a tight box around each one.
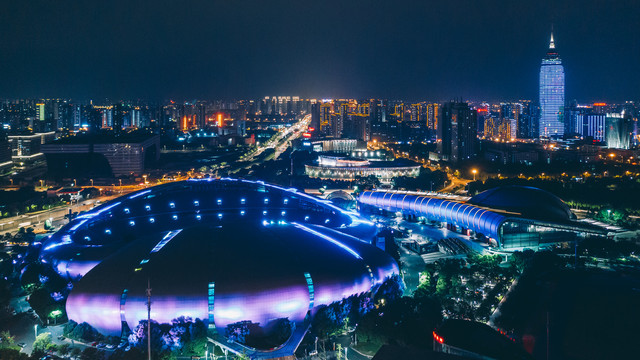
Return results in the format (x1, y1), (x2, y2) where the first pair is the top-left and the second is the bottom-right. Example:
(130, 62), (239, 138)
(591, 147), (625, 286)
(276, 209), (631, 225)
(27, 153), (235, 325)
(0, 194), (124, 234)
(239, 114), (311, 163)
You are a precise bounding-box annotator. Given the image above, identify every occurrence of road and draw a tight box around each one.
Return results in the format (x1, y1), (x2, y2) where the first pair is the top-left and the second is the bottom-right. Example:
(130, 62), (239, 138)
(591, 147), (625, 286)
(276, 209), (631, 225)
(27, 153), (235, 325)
(372, 141), (471, 194)
(438, 175), (471, 194)
(239, 114), (311, 164)
(396, 243), (425, 295)
(0, 195), (122, 234)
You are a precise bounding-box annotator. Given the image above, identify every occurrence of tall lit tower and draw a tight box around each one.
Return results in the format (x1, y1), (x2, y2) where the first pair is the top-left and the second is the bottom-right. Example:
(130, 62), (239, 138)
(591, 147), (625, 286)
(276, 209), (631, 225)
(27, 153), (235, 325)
(539, 31), (565, 138)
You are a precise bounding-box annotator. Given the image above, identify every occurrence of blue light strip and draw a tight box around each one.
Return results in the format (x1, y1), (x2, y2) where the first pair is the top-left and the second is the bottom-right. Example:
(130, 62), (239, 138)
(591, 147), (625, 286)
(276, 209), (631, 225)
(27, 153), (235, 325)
(128, 190), (151, 199)
(150, 229), (182, 253)
(208, 282), (216, 330)
(293, 222), (362, 259)
(76, 201), (122, 220)
(69, 219), (88, 231)
(43, 235), (72, 251)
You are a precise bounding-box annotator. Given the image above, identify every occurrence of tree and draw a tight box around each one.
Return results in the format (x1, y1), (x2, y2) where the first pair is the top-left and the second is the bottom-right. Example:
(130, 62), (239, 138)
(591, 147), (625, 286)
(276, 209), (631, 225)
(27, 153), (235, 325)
(0, 348), (30, 360)
(435, 277), (448, 296)
(0, 330), (16, 349)
(70, 322), (103, 343)
(33, 332), (54, 354)
(80, 347), (104, 360)
(57, 343), (71, 358)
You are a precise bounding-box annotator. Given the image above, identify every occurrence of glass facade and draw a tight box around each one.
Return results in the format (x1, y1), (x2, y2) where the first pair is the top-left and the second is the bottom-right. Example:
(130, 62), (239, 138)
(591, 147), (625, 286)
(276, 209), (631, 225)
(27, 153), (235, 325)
(539, 33), (565, 138)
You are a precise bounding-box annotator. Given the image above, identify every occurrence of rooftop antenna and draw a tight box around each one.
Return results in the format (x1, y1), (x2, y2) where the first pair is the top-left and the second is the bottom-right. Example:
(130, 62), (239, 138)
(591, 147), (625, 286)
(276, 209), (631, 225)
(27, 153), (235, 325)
(549, 24), (556, 49)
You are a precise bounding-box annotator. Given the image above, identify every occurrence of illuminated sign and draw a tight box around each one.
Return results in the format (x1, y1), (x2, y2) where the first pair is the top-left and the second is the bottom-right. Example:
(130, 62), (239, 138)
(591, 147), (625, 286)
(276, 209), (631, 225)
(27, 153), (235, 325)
(217, 113), (223, 127)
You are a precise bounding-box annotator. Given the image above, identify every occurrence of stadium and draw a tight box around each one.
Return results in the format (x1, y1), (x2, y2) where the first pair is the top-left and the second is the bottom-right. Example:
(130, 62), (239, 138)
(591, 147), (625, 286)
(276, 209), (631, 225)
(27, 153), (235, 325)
(39, 178), (398, 358)
(358, 186), (609, 251)
(305, 154), (421, 181)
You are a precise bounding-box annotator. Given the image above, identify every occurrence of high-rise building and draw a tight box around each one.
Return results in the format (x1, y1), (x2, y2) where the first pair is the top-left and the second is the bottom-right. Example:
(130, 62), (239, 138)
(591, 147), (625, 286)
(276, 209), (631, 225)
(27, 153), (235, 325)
(606, 112), (632, 149)
(410, 104), (422, 123)
(320, 103), (331, 135)
(437, 101), (477, 162)
(539, 32), (565, 138)
(577, 113), (606, 142)
(310, 103), (320, 133)
(426, 103), (439, 130)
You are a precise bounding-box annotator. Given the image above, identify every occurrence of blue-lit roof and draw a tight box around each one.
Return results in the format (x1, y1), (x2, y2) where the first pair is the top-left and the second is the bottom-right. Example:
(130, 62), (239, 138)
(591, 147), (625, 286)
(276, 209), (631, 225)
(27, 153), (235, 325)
(358, 191), (506, 242)
(40, 178), (378, 279)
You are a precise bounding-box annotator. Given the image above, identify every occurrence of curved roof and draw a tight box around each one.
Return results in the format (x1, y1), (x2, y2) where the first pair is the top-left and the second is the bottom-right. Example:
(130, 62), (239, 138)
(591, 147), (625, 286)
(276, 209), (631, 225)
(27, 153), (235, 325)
(358, 191), (506, 241)
(40, 178), (377, 279)
(66, 222), (398, 337)
(467, 186), (575, 223)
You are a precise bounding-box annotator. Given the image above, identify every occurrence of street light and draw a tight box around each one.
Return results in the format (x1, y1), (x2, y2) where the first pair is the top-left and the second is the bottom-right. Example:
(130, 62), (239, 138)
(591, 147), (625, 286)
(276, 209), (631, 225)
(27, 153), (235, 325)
(90, 179), (94, 187)
(50, 309), (62, 325)
(472, 169), (477, 181)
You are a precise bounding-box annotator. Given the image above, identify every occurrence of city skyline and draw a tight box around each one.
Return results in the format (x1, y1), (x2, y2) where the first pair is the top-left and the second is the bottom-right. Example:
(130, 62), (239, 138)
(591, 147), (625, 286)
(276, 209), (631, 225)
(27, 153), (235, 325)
(1, 2), (640, 360)
(0, 1), (638, 101)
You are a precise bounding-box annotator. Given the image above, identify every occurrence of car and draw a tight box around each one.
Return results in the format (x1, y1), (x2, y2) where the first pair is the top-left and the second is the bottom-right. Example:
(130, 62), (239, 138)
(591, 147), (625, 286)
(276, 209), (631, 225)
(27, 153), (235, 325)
(105, 344), (115, 349)
(57, 335), (65, 341)
(18, 342), (26, 348)
(90, 341), (98, 347)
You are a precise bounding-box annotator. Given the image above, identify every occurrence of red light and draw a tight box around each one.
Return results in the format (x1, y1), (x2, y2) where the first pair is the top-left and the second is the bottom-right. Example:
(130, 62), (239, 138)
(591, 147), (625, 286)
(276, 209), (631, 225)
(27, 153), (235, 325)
(432, 331), (444, 344)
(593, 102), (607, 106)
(308, 127), (315, 132)
(303, 132), (311, 138)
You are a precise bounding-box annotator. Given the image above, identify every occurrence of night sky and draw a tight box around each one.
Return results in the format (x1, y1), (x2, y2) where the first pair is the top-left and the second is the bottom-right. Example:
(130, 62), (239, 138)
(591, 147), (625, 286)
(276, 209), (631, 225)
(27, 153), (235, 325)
(0, 0), (638, 102)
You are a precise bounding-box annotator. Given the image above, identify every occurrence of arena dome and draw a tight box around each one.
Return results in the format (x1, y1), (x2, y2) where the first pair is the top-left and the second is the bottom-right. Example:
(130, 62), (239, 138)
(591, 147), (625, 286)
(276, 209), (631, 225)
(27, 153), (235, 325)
(467, 185), (576, 223)
(37, 178), (396, 354)
(66, 222), (398, 338)
(40, 178), (378, 279)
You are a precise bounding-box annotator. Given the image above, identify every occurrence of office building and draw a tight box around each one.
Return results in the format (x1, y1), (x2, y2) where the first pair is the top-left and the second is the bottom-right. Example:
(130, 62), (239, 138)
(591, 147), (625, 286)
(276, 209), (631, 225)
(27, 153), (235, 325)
(539, 32), (565, 138)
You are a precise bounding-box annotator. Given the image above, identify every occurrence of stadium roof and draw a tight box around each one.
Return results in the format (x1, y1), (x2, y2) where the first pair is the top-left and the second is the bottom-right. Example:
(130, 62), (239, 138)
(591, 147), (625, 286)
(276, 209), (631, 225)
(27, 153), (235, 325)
(467, 186), (575, 223)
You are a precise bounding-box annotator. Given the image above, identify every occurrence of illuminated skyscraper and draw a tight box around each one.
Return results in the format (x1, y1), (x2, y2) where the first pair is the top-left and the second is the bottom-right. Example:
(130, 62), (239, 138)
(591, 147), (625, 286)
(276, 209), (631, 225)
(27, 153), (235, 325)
(426, 103), (439, 130)
(539, 32), (565, 138)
